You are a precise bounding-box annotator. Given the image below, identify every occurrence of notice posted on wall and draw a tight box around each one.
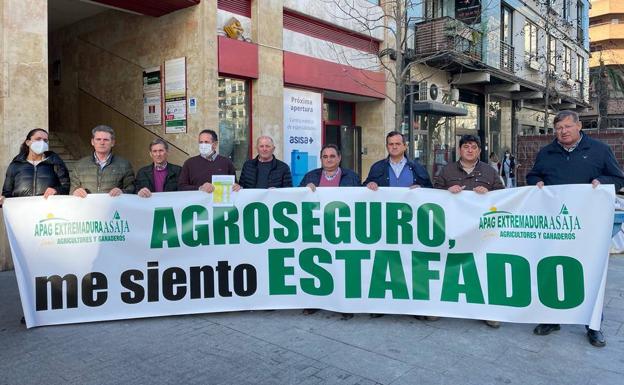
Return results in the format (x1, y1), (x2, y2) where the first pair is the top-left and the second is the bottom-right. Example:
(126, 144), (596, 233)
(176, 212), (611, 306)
(142, 66), (162, 126)
(164, 57), (187, 134)
(283, 88), (322, 187)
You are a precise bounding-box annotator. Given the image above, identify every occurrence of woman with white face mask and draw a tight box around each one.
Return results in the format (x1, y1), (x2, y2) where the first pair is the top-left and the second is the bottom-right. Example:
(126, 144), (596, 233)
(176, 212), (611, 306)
(0, 128), (70, 206)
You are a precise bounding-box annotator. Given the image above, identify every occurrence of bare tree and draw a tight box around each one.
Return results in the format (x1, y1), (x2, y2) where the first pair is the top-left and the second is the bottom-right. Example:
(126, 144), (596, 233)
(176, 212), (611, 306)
(320, 0), (494, 133)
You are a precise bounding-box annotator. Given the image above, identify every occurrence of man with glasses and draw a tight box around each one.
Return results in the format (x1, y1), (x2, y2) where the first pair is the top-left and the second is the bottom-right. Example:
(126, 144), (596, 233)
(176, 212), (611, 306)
(299, 143), (360, 319)
(299, 144), (360, 190)
(527, 110), (624, 347)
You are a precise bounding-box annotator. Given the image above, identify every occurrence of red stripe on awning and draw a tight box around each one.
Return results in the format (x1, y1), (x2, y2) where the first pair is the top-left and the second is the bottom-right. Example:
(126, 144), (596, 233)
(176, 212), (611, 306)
(218, 36), (258, 79)
(284, 51), (385, 99)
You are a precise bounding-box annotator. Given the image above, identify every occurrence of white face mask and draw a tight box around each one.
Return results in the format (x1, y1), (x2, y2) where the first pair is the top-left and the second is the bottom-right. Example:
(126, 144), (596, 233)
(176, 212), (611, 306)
(199, 143), (214, 157)
(30, 140), (49, 155)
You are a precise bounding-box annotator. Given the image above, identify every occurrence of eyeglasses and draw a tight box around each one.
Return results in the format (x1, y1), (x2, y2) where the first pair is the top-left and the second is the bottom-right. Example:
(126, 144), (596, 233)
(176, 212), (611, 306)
(555, 125), (576, 132)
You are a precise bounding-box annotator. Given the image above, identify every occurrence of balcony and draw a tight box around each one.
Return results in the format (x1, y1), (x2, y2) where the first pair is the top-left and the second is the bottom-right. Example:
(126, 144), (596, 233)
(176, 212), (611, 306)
(414, 17), (483, 64)
(589, 48), (624, 67)
(590, 23), (624, 43)
(589, 0), (624, 18)
(500, 41), (514, 73)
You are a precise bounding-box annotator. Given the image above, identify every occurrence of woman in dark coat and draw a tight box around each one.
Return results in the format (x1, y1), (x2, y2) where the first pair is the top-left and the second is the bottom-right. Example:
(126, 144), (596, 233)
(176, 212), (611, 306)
(0, 128), (70, 206)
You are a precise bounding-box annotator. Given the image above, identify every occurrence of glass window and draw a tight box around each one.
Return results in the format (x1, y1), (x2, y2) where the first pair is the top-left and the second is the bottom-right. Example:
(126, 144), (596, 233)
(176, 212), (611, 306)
(577, 54), (584, 82)
(218, 77), (250, 173)
(577, 1), (584, 43)
(501, 6), (513, 44)
(524, 22), (538, 61)
(549, 36), (556, 72)
(564, 45), (572, 78)
(323, 100), (339, 121)
(424, 0), (443, 19)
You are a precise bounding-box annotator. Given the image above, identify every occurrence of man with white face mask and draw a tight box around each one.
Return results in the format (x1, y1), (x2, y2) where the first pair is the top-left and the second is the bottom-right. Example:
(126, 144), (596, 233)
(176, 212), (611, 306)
(178, 129), (240, 193)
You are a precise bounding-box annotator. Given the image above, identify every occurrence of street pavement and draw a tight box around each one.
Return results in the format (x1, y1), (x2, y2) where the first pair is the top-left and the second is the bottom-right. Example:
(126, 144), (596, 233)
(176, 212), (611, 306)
(1, 256), (623, 385)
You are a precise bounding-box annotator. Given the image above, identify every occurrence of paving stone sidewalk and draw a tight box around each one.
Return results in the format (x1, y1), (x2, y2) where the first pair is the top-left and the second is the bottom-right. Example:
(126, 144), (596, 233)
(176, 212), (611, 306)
(1, 256), (623, 385)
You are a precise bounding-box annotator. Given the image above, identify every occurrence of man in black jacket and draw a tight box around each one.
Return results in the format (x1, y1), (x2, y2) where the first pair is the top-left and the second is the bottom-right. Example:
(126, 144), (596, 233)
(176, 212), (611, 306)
(239, 136), (292, 189)
(136, 138), (182, 197)
(528, 110), (624, 348)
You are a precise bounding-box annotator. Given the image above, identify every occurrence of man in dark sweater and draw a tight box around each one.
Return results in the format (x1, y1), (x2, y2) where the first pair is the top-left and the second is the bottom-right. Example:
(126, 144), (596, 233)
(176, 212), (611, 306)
(239, 136), (292, 188)
(178, 129), (240, 192)
(528, 110), (624, 348)
(136, 138), (182, 197)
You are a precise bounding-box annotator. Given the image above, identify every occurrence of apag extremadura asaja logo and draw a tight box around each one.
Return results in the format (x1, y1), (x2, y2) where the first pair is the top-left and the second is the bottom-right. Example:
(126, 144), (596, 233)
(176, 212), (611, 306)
(34, 211), (130, 245)
(479, 204), (581, 240)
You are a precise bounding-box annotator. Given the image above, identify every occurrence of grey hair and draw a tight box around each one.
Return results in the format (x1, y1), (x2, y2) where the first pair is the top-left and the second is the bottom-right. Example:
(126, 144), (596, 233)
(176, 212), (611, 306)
(256, 135), (275, 146)
(553, 110), (579, 126)
(149, 138), (169, 151)
(92, 125), (115, 139)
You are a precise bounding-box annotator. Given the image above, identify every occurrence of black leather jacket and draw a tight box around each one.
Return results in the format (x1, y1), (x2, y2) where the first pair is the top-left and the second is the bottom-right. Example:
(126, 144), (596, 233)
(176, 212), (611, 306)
(2, 151), (70, 197)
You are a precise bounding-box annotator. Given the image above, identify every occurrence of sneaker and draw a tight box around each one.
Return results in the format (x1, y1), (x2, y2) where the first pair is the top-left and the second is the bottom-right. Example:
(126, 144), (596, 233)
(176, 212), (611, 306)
(587, 329), (606, 347)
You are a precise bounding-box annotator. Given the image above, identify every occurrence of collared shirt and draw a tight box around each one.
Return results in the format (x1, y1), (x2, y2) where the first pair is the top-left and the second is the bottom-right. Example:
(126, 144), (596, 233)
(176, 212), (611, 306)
(319, 168), (342, 187)
(94, 152), (112, 170)
(558, 132), (583, 152)
(434, 160), (505, 191)
(200, 152), (218, 161)
(154, 162), (168, 171)
(389, 157), (407, 178)
(459, 159), (478, 175)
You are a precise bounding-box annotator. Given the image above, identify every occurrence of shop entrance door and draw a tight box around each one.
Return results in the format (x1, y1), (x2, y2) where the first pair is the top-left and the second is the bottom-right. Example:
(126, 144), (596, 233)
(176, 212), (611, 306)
(324, 124), (362, 176)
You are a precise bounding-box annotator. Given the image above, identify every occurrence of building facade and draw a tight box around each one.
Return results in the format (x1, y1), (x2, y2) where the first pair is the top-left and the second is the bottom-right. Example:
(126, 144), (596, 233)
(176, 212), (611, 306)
(581, 0), (624, 129)
(44, 0), (395, 186)
(406, 0), (589, 176)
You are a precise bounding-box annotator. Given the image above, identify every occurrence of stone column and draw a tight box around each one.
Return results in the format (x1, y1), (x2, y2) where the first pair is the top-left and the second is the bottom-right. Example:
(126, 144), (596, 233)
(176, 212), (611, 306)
(250, 0), (284, 157)
(0, 0), (49, 270)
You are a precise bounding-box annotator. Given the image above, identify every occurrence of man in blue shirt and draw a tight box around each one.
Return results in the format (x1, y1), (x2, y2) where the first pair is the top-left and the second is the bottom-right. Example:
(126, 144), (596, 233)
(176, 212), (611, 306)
(528, 110), (624, 348)
(363, 131), (431, 318)
(364, 131), (431, 190)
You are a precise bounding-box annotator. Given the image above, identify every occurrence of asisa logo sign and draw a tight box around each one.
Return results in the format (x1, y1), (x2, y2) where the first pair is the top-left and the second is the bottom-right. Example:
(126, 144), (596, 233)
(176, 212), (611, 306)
(478, 204), (581, 240)
(34, 211), (130, 245)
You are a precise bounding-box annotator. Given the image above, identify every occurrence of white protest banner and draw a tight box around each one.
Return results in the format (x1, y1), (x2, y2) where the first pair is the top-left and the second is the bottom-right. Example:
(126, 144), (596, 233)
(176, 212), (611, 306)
(3, 185), (613, 329)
